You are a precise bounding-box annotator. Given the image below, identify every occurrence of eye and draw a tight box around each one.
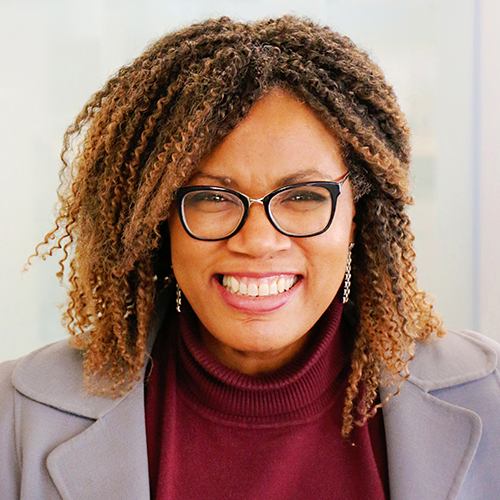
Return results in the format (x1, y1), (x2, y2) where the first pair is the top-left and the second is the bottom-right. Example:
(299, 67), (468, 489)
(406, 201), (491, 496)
(274, 186), (331, 213)
(190, 192), (228, 203)
(184, 189), (241, 213)
(285, 190), (328, 203)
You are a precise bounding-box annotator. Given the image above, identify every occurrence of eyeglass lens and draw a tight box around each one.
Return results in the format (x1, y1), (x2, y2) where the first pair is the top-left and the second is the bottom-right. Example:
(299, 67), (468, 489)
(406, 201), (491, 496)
(181, 185), (336, 240)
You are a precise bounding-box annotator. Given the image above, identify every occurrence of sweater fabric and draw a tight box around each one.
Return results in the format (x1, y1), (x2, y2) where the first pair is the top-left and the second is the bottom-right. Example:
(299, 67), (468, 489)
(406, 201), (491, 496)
(145, 296), (389, 499)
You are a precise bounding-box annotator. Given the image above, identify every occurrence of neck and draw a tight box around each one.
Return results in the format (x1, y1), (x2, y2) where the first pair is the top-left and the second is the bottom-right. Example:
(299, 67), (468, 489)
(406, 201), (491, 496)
(199, 324), (312, 376)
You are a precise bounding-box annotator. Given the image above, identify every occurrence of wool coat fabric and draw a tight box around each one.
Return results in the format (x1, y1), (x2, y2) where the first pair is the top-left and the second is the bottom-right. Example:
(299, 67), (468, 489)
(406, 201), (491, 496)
(1, 300), (499, 499)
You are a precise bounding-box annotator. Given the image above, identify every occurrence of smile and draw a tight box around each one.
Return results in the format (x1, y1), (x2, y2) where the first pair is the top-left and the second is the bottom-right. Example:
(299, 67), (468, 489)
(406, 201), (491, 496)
(221, 274), (299, 297)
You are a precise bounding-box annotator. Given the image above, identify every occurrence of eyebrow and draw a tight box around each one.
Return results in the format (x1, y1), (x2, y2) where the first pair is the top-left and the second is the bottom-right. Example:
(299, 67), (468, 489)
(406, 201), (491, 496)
(191, 168), (339, 189)
(276, 169), (337, 187)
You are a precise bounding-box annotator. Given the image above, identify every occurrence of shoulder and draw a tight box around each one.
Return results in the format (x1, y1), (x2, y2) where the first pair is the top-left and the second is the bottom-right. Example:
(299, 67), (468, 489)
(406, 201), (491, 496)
(0, 356), (21, 421)
(0, 358), (18, 424)
(10, 339), (84, 401)
(0, 359), (21, 498)
(0, 340), (82, 413)
(0, 339), (118, 419)
(0, 357), (17, 395)
(408, 330), (499, 392)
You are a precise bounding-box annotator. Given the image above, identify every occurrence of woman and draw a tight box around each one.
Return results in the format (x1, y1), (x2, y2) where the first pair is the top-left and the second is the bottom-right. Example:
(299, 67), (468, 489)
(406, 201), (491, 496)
(1, 16), (499, 500)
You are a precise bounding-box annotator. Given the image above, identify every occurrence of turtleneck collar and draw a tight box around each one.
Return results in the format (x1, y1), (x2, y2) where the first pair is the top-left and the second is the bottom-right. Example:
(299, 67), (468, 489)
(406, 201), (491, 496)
(176, 294), (352, 423)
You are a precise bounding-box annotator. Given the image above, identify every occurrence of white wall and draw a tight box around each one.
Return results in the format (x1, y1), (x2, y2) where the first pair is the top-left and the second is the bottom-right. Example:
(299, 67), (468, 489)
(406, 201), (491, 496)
(1, 0), (498, 363)
(479, 0), (500, 338)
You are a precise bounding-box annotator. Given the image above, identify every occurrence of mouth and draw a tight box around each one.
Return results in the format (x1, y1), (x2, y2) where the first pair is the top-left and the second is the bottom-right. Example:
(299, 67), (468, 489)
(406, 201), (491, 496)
(219, 274), (300, 297)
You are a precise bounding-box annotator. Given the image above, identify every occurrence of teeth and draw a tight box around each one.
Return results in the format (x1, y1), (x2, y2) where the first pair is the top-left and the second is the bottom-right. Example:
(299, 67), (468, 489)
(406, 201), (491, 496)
(231, 276), (239, 294)
(222, 275), (298, 297)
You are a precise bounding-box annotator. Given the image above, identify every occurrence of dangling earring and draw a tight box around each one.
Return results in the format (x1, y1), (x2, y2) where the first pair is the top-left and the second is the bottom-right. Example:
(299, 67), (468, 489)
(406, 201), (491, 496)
(343, 243), (354, 304)
(176, 283), (182, 313)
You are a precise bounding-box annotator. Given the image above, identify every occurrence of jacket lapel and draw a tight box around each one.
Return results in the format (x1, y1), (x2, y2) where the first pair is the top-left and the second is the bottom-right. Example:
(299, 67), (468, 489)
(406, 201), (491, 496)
(46, 380), (150, 500)
(381, 330), (497, 500)
(381, 380), (482, 500)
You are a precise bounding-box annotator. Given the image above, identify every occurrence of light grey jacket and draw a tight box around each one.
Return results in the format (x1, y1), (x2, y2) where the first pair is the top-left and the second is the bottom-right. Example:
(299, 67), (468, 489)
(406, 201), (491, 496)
(1, 312), (499, 499)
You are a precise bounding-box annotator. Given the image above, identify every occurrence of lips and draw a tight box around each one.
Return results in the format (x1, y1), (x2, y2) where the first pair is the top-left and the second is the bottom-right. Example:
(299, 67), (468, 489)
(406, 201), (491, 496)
(215, 273), (301, 314)
(221, 274), (299, 297)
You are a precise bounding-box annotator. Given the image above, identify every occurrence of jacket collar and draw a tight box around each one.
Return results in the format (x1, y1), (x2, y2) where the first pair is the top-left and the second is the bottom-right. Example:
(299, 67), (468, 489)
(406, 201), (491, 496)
(381, 330), (497, 500)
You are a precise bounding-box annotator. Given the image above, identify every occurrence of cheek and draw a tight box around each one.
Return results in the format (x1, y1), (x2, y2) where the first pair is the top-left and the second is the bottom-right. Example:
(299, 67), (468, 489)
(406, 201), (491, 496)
(302, 226), (353, 298)
(168, 216), (195, 282)
(308, 241), (347, 282)
(168, 216), (220, 291)
(168, 217), (183, 265)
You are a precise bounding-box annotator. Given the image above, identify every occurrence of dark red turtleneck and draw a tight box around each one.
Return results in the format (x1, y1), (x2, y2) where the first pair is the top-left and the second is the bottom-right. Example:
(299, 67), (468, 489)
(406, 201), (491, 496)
(145, 297), (389, 499)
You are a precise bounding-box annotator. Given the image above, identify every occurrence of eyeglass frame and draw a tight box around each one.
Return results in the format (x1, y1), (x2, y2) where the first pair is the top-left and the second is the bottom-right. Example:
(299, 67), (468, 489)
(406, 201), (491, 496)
(174, 171), (350, 241)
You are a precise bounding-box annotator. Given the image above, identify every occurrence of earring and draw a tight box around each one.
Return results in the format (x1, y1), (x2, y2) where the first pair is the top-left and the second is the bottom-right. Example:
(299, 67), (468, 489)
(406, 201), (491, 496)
(343, 243), (354, 304)
(124, 292), (134, 319)
(176, 283), (182, 313)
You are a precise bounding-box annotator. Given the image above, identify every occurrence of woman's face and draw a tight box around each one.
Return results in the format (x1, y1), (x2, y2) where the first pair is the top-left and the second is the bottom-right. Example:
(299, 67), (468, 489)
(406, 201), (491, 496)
(169, 91), (356, 375)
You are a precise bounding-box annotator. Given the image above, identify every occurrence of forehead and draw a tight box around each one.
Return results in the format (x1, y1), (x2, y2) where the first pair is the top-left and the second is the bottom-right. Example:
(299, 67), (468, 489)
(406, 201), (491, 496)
(192, 91), (346, 191)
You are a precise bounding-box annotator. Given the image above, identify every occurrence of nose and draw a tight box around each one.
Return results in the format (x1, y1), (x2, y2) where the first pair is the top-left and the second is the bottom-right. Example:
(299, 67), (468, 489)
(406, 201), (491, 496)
(226, 202), (292, 257)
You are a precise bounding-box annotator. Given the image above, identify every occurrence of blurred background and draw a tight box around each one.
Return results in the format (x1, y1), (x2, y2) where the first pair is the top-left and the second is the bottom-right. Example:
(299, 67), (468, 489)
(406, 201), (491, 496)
(1, 0), (499, 362)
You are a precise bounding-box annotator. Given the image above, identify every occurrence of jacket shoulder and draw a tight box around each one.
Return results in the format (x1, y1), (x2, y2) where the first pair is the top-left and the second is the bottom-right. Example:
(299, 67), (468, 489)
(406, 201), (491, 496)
(6, 339), (118, 419)
(0, 358), (18, 422)
(0, 358), (18, 395)
(11, 339), (84, 401)
(0, 359), (21, 498)
(409, 330), (499, 392)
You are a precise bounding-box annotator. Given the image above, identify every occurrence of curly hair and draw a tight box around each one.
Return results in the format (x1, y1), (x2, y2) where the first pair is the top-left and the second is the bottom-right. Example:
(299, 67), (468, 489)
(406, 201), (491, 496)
(33, 15), (444, 437)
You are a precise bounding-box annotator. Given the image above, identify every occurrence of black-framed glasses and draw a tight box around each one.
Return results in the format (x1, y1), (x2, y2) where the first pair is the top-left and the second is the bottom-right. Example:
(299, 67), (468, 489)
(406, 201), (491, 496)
(175, 172), (349, 241)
